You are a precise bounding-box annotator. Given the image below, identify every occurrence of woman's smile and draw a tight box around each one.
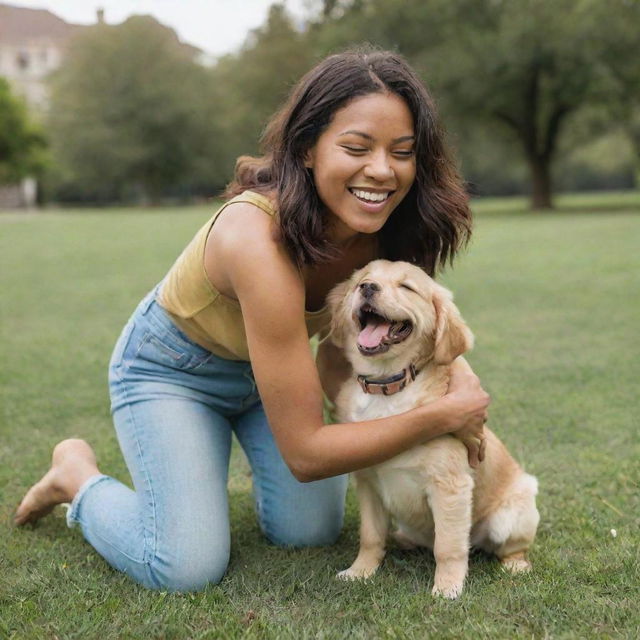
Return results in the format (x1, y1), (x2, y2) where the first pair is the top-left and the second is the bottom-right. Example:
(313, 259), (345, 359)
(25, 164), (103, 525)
(349, 188), (393, 203)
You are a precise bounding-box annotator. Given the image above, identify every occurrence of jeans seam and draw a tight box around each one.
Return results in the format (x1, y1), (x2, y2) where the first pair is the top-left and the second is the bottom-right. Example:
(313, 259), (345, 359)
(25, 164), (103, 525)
(187, 353), (215, 372)
(241, 368), (259, 407)
(118, 385), (158, 565)
(134, 331), (151, 359)
(110, 321), (136, 384)
(82, 525), (150, 566)
(237, 432), (272, 540)
(68, 476), (155, 569)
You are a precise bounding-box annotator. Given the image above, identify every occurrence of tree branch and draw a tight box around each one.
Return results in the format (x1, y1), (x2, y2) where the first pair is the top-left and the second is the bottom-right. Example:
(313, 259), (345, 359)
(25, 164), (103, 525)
(542, 103), (572, 161)
(493, 110), (521, 134)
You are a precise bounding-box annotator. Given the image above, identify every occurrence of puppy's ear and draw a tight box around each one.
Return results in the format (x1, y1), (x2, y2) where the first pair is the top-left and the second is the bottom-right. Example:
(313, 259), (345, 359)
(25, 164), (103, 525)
(432, 284), (474, 364)
(326, 278), (352, 348)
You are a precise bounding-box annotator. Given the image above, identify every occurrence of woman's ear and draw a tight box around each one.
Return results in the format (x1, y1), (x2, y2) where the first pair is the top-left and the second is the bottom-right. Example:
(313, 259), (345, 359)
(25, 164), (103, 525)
(303, 147), (315, 169)
(432, 284), (474, 364)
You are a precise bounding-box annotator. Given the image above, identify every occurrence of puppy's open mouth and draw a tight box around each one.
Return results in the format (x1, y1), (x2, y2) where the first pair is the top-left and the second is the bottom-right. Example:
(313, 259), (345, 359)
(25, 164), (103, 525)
(356, 304), (413, 356)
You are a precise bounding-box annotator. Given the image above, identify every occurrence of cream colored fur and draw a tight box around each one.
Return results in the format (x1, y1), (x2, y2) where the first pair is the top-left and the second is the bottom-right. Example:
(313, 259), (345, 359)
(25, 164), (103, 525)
(328, 260), (539, 599)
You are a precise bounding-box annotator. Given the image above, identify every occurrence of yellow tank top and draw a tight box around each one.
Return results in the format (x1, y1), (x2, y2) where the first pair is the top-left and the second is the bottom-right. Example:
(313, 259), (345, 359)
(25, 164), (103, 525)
(158, 190), (331, 361)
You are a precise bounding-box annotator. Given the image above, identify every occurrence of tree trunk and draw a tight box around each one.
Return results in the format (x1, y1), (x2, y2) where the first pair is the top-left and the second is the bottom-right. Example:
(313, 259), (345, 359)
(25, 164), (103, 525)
(527, 155), (553, 210)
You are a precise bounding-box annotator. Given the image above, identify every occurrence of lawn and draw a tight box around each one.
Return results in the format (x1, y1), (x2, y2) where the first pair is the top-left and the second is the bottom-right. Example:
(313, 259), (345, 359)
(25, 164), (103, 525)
(1, 191), (639, 639)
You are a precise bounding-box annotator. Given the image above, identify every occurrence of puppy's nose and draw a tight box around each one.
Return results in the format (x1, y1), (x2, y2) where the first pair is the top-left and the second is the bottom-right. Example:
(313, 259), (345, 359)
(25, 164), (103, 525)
(359, 281), (380, 299)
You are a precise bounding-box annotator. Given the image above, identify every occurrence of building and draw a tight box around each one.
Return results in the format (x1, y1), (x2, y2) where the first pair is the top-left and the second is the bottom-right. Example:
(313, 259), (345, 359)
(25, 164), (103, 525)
(0, 3), (85, 111)
(0, 4), (201, 112)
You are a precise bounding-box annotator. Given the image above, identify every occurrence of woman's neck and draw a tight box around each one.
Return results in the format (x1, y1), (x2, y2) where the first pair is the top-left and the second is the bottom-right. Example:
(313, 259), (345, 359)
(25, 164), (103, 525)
(302, 235), (378, 312)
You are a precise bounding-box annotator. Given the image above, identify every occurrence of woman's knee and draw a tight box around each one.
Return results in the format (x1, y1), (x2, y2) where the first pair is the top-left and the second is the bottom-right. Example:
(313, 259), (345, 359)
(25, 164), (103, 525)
(259, 476), (347, 548)
(145, 545), (230, 592)
(266, 516), (343, 548)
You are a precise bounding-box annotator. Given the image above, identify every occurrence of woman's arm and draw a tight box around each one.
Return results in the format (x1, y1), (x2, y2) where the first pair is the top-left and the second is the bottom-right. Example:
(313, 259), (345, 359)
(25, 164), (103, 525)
(207, 204), (489, 482)
(317, 339), (488, 469)
(316, 333), (352, 405)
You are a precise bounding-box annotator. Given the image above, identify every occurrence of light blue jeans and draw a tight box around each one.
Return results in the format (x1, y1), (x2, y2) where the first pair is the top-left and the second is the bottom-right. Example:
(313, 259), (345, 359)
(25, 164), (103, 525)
(66, 287), (347, 591)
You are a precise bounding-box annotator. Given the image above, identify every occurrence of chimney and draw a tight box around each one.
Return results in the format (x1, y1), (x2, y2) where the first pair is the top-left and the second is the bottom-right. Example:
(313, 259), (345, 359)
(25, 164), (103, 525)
(97, 8), (105, 24)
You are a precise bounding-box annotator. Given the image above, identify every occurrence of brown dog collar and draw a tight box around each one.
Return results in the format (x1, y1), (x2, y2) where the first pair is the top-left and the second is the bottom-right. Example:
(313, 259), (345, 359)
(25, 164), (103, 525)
(357, 364), (418, 396)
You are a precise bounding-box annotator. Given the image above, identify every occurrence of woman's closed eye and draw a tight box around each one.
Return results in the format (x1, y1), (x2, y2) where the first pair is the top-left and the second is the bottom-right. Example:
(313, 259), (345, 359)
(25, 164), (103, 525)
(392, 149), (415, 158)
(341, 145), (414, 157)
(341, 145), (368, 154)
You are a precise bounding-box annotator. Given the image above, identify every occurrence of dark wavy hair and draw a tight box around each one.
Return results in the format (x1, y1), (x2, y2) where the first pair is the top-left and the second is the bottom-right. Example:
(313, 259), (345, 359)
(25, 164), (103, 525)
(225, 46), (471, 275)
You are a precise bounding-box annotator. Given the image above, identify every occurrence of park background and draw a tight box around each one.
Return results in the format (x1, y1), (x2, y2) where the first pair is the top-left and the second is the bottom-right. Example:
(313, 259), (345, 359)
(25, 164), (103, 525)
(1, 1), (639, 638)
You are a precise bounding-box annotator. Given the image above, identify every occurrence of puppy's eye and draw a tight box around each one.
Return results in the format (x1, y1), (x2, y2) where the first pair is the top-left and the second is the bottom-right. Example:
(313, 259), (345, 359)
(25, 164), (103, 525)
(400, 283), (416, 293)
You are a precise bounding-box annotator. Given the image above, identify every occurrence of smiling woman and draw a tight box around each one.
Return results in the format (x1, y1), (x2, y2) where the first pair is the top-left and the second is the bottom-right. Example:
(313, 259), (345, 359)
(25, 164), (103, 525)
(227, 48), (471, 273)
(15, 46), (490, 593)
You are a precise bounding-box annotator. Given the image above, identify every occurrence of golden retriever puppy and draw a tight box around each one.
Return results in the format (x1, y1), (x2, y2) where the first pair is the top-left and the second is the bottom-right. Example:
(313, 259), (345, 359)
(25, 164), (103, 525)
(327, 260), (539, 599)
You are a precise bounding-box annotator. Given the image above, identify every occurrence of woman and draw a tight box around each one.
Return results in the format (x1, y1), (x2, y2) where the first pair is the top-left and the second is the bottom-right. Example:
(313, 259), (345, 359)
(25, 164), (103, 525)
(15, 48), (490, 591)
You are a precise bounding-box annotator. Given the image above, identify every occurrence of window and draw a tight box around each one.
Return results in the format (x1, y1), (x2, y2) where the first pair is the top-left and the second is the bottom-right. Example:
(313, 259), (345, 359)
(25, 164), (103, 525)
(16, 51), (29, 70)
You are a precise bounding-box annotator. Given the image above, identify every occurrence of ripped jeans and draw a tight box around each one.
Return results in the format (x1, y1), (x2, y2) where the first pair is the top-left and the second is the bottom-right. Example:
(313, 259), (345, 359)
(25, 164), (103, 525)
(66, 287), (347, 591)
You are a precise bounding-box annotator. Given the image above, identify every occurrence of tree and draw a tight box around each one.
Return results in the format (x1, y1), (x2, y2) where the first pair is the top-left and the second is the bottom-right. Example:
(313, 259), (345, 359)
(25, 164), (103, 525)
(591, 0), (640, 186)
(0, 78), (46, 183)
(427, 0), (610, 209)
(208, 4), (315, 176)
(47, 16), (220, 202)
(312, 0), (606, 209)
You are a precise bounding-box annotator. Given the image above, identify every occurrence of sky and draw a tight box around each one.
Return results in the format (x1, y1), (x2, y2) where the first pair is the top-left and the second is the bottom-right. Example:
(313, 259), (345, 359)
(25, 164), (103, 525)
(6, 0), (313, 57)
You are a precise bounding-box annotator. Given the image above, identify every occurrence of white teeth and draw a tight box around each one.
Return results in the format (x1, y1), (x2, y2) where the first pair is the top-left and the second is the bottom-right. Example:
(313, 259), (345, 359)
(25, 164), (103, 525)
(351, 189), (390, 203)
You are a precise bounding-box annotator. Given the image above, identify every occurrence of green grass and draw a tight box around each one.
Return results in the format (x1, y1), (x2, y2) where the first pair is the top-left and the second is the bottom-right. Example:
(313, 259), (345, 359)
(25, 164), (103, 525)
(1, 191), (639, 639)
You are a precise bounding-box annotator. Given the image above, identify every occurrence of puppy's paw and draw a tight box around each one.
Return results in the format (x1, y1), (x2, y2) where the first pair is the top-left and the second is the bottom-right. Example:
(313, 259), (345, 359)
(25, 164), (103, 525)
(501, 554), (531, 573)
(336, 565), (378, 581)
(431, 580), (464, 600)
(432, 559), (467, 599)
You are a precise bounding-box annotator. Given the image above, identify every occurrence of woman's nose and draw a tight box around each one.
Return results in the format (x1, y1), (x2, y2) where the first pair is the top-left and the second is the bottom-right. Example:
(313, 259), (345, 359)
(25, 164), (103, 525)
(363, 151), (394, 182)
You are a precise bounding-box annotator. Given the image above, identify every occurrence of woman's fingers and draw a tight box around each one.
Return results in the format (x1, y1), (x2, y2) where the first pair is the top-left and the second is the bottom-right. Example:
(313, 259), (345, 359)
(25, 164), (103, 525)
(478, 432), (487, 462)
(466, 438), (480, 468)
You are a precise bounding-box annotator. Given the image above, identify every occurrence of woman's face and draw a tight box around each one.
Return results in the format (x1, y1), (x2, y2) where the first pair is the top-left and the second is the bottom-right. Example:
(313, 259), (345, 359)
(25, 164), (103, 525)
(305, 92), (416, 244)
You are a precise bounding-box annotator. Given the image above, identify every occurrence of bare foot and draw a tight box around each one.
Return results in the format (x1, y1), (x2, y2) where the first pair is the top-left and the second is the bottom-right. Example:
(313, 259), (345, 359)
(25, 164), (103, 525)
(14, 439), (100, 526)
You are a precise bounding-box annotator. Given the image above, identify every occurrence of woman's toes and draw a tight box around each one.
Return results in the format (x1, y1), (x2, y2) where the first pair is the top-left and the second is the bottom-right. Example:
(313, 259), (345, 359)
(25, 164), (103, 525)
(14, 471), (66, 525)
(14, 439), (99, 526)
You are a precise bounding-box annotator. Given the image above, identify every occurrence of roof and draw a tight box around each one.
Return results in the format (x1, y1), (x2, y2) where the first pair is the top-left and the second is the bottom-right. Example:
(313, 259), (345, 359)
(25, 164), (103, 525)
(0, 5), (201, 56)
(0, 3), (82, 44)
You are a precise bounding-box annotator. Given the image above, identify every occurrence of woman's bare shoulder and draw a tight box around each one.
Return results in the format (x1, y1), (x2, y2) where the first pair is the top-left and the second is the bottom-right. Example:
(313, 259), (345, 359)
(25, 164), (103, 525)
(205, 199), (301, 301)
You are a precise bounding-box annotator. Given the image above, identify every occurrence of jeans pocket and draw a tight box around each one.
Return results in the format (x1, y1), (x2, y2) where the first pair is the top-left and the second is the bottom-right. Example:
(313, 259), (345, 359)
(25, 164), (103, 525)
(132, 328), (213, 373)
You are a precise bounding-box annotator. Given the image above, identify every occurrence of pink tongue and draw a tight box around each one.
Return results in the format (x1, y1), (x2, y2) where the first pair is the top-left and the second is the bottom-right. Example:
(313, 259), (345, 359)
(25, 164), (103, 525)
(358, 320), (392, 349)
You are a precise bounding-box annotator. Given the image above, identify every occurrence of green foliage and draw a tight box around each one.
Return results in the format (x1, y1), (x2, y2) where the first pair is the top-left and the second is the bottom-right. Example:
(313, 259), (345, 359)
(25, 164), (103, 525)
(1, 192), (640, 638)
(0, 78), (47, 183)
(34, 0), (640, 203)
(307, 0), (640, 207)
(207, 5), (315, 174)
(589, 0), (640, 183)
(47, 17), (220, 202)
(426, 0), (603, 208)
(44, 6), (315, 202)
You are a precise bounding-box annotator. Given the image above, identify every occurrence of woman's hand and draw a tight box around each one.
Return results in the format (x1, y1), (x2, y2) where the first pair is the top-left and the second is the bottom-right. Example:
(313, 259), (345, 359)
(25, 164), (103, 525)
(443, 359), (491, 468)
